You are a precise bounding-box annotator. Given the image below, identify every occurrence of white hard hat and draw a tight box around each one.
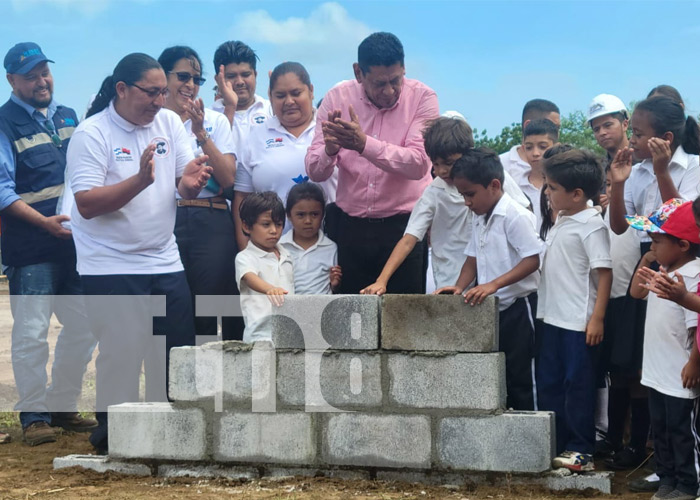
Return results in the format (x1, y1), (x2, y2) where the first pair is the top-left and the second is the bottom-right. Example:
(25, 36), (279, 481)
(587, 94), (628, 123)
(442, 110), (467, 122)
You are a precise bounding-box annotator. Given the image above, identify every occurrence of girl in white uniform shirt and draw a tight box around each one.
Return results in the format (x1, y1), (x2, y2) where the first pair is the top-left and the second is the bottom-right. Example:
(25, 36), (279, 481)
(233, 62), (337, 250)
(158, 46), (244, 341)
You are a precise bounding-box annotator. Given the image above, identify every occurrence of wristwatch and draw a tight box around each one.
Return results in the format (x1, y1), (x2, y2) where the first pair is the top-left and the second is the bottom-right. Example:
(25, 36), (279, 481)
(196, 131), (210, 148)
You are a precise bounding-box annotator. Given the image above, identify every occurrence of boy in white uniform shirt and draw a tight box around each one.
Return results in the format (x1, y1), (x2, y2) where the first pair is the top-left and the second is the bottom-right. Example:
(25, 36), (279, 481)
(537, 149), (612, 472)
(235, 192), (294, 342)
(629, 199), (700, 500)
(436, 148), (541, 411)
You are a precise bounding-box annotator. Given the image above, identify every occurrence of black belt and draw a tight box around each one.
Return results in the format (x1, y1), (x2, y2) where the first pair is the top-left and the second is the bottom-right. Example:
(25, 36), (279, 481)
(340, 208), (410, 225)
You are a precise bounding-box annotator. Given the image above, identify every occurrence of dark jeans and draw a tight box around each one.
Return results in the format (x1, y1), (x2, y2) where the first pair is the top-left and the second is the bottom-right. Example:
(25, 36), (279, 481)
(499, 293), (537, 410)
(174, 205), (244, 341)
(81, 271), (195, 452)
(334, 208), (426, 294)
(648, 389), (700, 495)
(536, 323), (596, 455)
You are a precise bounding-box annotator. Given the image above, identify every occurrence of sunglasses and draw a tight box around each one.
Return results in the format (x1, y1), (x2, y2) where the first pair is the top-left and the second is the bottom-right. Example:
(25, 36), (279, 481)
(129, 83), (170, 99)
(44, 119), (61, 148)
(169, 72), (206, 86)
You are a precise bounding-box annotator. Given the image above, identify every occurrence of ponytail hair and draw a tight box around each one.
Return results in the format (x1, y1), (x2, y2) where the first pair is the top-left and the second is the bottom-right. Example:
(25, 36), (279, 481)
(634, 96), (700, 155)
(86, 53), (162, 118)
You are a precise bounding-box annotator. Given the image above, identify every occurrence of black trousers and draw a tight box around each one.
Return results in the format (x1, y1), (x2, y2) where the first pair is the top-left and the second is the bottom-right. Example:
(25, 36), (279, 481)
(648, 388), (700, 495)
(333, 208), (426, 294)
(174, 205), (244, 341)
(499, 293), (537, 410)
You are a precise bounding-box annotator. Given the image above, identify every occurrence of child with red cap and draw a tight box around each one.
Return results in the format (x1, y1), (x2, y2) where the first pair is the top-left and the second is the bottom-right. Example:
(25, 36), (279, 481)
(628, 198), (700, 500)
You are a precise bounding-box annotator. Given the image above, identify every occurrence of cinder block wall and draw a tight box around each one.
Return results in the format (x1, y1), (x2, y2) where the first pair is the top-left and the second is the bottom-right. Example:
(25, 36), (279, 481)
(109, 295), (555, 474)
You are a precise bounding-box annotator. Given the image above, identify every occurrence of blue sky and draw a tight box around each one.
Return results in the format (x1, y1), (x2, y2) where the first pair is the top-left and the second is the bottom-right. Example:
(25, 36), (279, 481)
(2, 0), (699, 135)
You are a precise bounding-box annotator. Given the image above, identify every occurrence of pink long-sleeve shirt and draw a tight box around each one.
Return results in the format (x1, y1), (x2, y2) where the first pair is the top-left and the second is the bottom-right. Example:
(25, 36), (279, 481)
(305, 78), (439, 218)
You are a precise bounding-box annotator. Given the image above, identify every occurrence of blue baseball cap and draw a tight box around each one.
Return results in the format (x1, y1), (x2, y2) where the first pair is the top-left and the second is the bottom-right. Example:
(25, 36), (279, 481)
(4, 42), (54, 75)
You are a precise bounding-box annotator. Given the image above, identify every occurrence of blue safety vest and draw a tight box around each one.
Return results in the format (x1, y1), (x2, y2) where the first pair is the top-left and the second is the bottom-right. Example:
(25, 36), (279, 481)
(0, 99), (77, 267)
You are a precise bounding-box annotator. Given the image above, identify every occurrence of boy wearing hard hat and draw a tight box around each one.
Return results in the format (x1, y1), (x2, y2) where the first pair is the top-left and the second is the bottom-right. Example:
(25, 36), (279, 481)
(588, 94), (629, 164)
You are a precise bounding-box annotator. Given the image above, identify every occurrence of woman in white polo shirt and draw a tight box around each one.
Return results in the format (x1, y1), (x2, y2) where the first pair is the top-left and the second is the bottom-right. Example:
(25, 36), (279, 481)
(66, 53), (212, 454)
(158, 46), (244, 341)
(233, 62), (337, 250)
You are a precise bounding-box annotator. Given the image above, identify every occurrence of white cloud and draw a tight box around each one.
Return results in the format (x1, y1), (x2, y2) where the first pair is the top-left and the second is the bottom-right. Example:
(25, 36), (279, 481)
(230, 2), (372, 63)
(11, 0), (111, 15)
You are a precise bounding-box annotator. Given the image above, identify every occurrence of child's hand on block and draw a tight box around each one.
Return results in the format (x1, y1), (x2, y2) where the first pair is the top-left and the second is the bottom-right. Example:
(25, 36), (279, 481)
(464, 282), (498, 306)
(433, 286), (462, 295)
(266, 287), (288, 307)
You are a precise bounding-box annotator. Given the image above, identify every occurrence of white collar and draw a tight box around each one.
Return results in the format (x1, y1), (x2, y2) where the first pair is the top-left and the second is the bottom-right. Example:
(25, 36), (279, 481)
(108, 100), (156, 132)
(245, 241), (291, 261)
(557, 206), (601, 224)
(280, 230), (332, 251)
(639, 145), (692, 172)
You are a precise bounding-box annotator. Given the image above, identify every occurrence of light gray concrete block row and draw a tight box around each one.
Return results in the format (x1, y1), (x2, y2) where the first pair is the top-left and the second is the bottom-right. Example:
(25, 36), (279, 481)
(438, 411), (555, 473)
(169, 341), (275, 404)
(323, 413), (432, 469)
(53, 454), (151, 476)
(214, 412), (316, 464)
(387, 352), (506, 410)
(108, 403), (206, 460)
(277, 351), (382, 408)
(157, 464), (258, 480)
(380, 295), (499, 352)
(270, 294), (380, 350)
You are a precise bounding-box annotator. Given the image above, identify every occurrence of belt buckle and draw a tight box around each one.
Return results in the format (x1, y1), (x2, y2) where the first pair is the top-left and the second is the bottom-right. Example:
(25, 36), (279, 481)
(367, 217), (385, 224)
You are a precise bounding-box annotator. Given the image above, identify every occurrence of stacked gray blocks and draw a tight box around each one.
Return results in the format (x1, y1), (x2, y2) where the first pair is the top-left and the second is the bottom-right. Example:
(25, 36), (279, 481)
(108, 295), (563, 482)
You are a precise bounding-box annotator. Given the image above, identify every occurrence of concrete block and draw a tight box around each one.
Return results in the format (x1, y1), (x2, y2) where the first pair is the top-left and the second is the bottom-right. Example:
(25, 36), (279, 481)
(387, 353), (505, 409)
(169, 341), (274, 405)
(277, 351), (382, 408)
(541, 470), (612, 494)
(270, 295), (380, 350)
(215, 412), (315, 464)
(438, 411), (555, 472)
(381, 295), (498, 352)
(157, 464), (258, 480)
(108, 403), (206, 460)
(53, 455), (151, 476)
(324, 413), (431, 468)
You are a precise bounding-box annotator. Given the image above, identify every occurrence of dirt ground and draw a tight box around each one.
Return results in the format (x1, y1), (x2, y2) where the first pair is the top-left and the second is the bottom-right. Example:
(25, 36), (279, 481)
(0, 281), (657, 499)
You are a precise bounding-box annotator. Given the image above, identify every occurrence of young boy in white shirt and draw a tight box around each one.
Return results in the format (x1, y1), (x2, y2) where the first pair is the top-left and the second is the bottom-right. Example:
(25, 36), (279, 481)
(435, 147), (542, 411)
(235, 191), (294, 342)
(629, 199), (700, 500)
(537, 149), (612, 472)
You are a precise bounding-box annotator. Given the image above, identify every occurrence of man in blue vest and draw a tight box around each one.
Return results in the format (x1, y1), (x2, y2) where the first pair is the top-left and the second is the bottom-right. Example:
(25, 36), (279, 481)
(0, 42), (97, 446)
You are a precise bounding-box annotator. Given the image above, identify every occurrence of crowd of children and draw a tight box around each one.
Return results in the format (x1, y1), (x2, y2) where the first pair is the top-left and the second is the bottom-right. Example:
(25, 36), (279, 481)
(234, 86), (700, 499)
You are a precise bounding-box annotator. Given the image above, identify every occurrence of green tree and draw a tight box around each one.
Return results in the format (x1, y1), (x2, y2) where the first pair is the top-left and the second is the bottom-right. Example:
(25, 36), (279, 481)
(474, 110), (604, 156)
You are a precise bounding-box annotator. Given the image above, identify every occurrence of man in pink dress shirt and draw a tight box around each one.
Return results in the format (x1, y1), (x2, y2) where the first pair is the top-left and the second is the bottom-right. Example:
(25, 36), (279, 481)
(305, 32), (439, 294)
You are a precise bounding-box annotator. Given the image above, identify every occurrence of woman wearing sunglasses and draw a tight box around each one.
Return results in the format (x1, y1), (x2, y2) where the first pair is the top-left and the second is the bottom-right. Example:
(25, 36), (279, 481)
(157, 46), (243, 341)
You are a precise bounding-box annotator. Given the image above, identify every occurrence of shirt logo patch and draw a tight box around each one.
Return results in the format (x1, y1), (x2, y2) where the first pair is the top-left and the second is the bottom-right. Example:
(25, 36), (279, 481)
(252, 113), (266, 125)
(63, 118), (76, 127)
(113, 147), (133, 162)
(151, 137), (170, 158)
(265, 137), (284, 149)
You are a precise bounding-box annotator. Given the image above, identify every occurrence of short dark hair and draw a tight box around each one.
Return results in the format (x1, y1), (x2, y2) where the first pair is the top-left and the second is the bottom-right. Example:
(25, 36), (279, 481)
(450, 147), (504, 188)
(543, 149), (603, 201)
(357, 32), (404, 74)
(239, 192), (285, 232)
(539, 144), (574, 240)
(213, 40), (259, 71)
(522, 99), (560, 125)
(285, 182), (326, 215)
(270, 61), (311, 91)
(523, 118), (559, 143)
(422, 116), (474, 161)
(158, 45), (203, 75)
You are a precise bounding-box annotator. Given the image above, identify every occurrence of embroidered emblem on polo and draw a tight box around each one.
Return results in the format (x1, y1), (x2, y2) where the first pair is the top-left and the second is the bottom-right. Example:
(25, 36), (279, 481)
(151, 137), (170, 158)
(265, 137), (284, 149)
(113, 147), (133, 162)
(252, 113), (266, 125)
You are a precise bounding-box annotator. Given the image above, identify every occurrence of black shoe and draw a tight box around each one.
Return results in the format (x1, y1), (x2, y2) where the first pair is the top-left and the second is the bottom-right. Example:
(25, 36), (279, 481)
(628, 473), (660, 492)
(51, 412), (98, 433)
(605, 446), (648, 470)
(595, 439), (619, 459)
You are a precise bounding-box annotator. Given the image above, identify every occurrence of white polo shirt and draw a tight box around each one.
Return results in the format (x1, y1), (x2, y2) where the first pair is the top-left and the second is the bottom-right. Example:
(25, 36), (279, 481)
(500, 145), (530, 177)
(404, 177), (472, 288)
(177, 108), (236, 199)
(280, 230), (337, 295)
(643, 258), (700, 399)
(235, 242), (294, 342)
(537, 207), (612, 331)
(604, 209), (641, 299)
(509, 167), (544, 230)
(465, 192), (541, 311)
(235, 114), (337, 207)
(66, 102), (194, 275)
(213, 94), (272, 157)
(624, 145), (700, 243)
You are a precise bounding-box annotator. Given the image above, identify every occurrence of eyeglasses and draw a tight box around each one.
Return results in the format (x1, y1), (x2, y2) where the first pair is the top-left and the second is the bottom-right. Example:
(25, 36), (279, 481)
(169, 72), (206, 86)
(128, 83), (170, 99)
(44, 119), (62, 148)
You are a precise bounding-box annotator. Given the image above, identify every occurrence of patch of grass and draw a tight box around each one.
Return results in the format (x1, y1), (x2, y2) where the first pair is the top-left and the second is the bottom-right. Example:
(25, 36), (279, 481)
(0, 412), (20, 429)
